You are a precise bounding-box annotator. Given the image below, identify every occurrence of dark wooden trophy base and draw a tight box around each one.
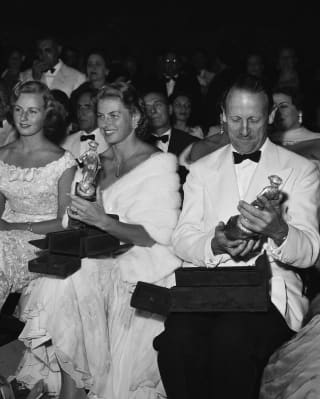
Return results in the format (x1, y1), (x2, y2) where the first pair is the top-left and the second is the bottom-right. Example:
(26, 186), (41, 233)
(131, 252), (270, 315)
(28, 216), (132, 278)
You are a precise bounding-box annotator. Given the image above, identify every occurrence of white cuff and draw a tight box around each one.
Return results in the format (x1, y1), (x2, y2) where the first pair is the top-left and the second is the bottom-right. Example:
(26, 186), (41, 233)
(204, 234), (230, 267)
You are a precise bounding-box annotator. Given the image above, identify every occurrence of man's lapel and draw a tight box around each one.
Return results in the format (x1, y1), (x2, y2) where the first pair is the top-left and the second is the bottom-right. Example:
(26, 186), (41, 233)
(205, 145), (241, 223)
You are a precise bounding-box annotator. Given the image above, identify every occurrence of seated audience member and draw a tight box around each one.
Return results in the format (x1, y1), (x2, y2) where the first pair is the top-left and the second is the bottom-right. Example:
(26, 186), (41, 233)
(61, 45), (82, 71)
(15, 82), (182, 399)
(20, 35), (86, 97)
(50, 89), (72, 137)
(245, 52), (265, 79)
(0, 80), (17, 147)
(147, 49), (202, 123)
(61, 87), (108, 158)
(0, 81), (76, 311)
(70, 48), (110, 125)
(143, 90), (198, 156)
(272, 45), (302, 91)
(153, 74), (320, 399)
(143, 90), (199, 186)
(190, 48), (215, 97)
(72, 48), (110, 94)
(170, 92), (204, 139)
(271, 86), (320, 162)
(0, 47), (25, 91)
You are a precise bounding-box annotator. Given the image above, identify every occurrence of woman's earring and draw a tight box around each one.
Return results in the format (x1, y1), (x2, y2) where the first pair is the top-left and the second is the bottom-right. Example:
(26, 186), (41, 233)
(298, 111), (303, 125)
(220, 114), (224, 135)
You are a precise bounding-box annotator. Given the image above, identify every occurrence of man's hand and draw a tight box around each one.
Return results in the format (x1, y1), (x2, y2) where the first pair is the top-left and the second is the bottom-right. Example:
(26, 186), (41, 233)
(32, 60), (49, 80)
(211, 221), (261, 259)
(237, 195), (288, 246)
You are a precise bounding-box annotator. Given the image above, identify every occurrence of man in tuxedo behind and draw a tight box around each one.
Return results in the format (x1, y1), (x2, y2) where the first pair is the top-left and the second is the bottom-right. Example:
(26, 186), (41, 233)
(20, 35), (86, 98)
(145, 50), (202, 124)
(61, 88), (108, 158)
(143, 90), (198, 187)
(143, 91), (198, 156)
(154, 75), (320, 399)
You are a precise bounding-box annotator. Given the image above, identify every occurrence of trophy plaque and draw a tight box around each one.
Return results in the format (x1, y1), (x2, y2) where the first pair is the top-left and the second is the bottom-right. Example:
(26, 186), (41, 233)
(224, 175), (283, 241)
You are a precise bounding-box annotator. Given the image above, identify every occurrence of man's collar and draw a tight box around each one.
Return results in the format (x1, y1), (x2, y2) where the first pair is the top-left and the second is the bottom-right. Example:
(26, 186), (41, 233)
(154, 128), (171, 138)
(45, 59), (62, 76)
(230, 137), (268, 155)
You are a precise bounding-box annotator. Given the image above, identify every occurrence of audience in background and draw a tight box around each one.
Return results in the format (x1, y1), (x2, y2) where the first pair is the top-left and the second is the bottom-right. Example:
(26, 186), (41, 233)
(0, 48), (25, 92)
(270, 86), (320, 164)
(273, 45), (302, 91)
(170, 92), (204, 139)
(0, 80), (17, 147)
(147, 49), (202, 123)
(62, 87), (108, 158)
(20, 35), (86, 97)
(143, 90), (198, 156)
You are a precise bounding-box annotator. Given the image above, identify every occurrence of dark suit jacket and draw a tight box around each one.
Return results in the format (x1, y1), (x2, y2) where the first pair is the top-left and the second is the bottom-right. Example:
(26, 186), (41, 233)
(168, 129), (199, 196)
(146, 128), (198, 197)
(168, 128), (199, 156)
(145, 73), (203, 124)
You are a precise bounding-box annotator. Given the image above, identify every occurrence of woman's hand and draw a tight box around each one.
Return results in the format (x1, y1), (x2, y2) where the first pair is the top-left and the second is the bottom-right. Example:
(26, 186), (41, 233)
(68, 194), (112, 230)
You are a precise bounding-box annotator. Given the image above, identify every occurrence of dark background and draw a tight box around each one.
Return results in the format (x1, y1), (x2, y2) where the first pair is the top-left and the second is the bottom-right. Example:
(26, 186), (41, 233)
(0, 1), (319, 67)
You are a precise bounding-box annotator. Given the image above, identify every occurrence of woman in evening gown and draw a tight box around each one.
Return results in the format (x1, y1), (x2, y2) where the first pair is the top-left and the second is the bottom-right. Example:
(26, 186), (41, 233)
(0, 80), (76, 311)
(16, 82), (182, 399)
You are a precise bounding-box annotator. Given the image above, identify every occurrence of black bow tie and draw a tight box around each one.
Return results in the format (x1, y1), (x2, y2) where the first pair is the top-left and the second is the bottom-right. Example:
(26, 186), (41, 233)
(233, 151), (261, 164)
(164, 75), (177, 83)
(45, 67), (56, 74)
(80, 134), (95, 141)
(151, 134), (169, 144)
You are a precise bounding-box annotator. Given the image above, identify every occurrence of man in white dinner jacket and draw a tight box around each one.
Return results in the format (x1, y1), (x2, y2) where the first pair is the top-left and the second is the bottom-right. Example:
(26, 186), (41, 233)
(154, 74), (320, 399)
(20, 35), (85, 98)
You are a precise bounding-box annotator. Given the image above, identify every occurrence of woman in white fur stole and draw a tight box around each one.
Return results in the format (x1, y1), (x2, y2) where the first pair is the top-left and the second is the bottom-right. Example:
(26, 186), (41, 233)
(15, 83), (182, 399)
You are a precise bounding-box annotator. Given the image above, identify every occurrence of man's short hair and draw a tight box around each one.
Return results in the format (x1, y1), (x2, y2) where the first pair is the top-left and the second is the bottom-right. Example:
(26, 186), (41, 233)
(143, 90), (169, 106)
(221, 74), (273, 113)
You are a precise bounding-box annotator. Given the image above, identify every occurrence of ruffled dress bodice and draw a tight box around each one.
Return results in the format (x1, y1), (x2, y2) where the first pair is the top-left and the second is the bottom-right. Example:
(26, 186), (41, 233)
(0, 151), (75, 223)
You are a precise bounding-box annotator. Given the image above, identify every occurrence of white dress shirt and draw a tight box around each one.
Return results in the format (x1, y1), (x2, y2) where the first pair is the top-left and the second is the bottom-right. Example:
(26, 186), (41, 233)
(61, 128), (108, 159)
(232, 141), (267, 199)
(43, 59), (62, 89)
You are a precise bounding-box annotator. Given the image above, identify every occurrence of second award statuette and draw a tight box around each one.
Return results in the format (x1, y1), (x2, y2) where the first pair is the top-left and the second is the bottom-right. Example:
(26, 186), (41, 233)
(224, 175), (283, 240)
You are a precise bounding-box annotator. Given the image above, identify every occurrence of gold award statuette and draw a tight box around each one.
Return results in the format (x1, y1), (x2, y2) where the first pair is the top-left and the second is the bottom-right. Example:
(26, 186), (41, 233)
(224, 175), (283, 241)
(68, 141), (101, 227)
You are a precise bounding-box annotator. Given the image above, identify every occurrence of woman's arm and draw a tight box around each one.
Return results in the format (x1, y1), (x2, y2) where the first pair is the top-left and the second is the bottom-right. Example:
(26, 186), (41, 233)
(0, 166), (76, 234)
(69, 194), (155, 247)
